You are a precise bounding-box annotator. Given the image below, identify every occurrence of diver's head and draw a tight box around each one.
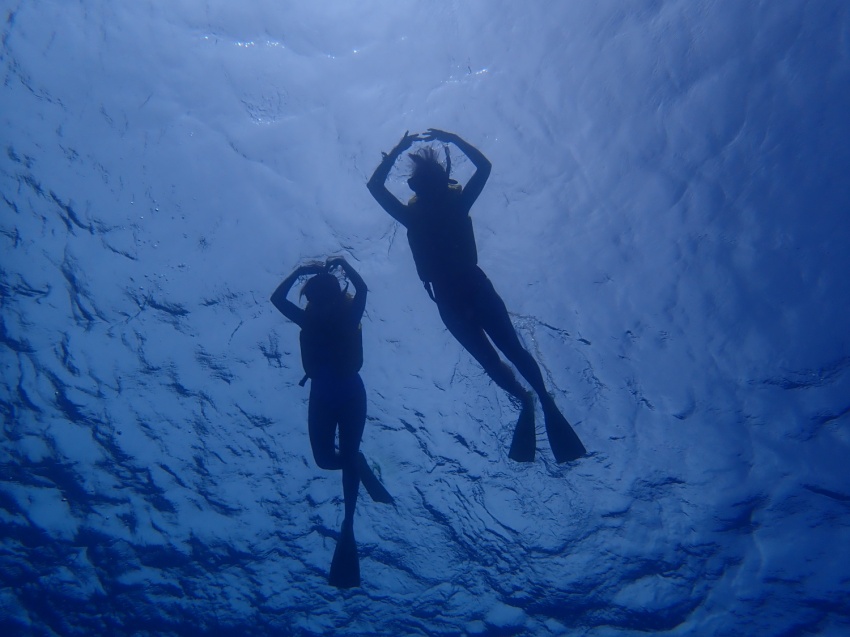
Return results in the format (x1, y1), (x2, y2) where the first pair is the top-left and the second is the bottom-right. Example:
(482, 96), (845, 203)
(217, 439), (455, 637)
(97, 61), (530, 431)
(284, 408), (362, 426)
(301, 272), (342, 308)
(407, 146), (450, 197)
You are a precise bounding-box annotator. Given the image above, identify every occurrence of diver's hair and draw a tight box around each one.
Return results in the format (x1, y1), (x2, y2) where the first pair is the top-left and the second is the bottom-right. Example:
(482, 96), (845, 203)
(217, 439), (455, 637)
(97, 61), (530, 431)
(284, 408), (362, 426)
(300, 272), (339, 301)
(408, 146), (449, 182)
(301, 272), (352, 315)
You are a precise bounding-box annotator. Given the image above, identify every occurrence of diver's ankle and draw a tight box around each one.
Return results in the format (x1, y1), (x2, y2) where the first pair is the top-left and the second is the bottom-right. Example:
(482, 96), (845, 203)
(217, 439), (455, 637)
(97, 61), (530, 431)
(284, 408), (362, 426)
(541, 393), (558, 412)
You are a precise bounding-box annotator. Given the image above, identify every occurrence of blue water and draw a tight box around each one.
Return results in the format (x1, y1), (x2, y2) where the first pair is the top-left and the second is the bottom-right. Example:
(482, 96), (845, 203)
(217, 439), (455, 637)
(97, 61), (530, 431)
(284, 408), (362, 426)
(2, 1), (850, 635)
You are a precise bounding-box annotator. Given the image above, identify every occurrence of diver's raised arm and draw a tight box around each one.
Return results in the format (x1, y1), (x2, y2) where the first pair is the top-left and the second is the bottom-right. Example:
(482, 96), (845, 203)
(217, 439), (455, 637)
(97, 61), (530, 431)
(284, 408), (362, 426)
(423, 129), (492, 209)
(327, 256), (368, 322)
(367, 131), (422, 226)
(270, 263), (324, 326)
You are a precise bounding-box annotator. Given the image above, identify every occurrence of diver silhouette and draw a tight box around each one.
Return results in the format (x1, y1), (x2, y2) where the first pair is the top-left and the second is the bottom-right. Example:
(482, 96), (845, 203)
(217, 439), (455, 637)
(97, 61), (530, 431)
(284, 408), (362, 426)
(367, 129), (586, 463)
(271, 256), (393, 589)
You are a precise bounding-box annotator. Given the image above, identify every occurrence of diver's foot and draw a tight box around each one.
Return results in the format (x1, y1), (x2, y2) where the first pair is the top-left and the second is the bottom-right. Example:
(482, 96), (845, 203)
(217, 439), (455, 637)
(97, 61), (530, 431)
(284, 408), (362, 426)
(508, 393), (536, 462)
(357, 452), (395, 505)
(329, 523), (360, 589)
(542, 397), (586, 463)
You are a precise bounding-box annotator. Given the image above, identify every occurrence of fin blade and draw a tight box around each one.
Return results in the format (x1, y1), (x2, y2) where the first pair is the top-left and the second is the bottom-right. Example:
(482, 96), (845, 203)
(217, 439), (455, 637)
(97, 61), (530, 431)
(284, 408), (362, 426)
(544, 406), (586, 463)
(329, 527), (360, 589)
(508, 396), (536, 462)
(358, 453), (395, 504)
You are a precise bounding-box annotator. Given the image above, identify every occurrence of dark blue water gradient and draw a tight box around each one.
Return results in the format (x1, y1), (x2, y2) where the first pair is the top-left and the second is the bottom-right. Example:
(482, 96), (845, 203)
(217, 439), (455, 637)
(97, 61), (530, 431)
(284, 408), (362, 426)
(2, 1), (850, 635)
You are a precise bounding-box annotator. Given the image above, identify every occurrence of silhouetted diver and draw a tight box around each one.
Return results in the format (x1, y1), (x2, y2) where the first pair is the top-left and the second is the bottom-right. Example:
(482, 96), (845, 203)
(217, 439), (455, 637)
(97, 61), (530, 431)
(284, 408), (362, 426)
(368, 129), (586, 463)
(271, 256), (393, 589)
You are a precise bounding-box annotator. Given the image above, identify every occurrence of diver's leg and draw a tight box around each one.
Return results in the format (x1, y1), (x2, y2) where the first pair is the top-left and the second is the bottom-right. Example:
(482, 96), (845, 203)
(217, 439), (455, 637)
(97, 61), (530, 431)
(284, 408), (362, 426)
(329, 377), (365, 589)
(337, 376), (367, 526)
(308, 385), (342, 471)
(477, 280), (587, 462)
(438, 301), (527, 400)
(438, 300), (536, 461)
(475, 279), (550, 400)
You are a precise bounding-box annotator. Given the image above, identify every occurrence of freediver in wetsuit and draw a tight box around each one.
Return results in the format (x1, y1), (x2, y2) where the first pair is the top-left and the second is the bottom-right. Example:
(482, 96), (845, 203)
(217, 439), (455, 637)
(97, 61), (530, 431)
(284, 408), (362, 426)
(271, 256), (393, 589)
(367, 129), (586, 463)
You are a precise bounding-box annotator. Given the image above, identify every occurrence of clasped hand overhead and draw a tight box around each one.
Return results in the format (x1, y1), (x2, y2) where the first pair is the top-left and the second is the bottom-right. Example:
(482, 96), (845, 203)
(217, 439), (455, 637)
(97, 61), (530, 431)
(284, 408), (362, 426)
(390, 128), (457, 154)
(296, 256), (349, 277)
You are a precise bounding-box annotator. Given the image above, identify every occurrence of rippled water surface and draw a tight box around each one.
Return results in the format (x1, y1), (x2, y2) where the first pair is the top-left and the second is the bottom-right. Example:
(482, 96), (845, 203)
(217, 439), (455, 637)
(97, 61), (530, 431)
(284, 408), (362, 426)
(2, 1), (849, 635)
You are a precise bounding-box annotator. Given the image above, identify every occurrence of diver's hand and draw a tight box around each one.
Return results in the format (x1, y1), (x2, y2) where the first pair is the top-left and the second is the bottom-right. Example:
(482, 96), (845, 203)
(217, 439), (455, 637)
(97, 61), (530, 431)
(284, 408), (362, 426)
(325, 256), (348, 271)
(389, 130), (423, 155)
(422, 128), (457, 143)
(296, 262), (325, 276)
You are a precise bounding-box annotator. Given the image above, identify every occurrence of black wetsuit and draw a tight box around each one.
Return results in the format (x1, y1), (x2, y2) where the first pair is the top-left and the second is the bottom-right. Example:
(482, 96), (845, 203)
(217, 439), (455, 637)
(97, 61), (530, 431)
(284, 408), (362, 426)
(406, 184), (477, 286)
(300, 305), (365, 470)
(404, 186), (534, 390)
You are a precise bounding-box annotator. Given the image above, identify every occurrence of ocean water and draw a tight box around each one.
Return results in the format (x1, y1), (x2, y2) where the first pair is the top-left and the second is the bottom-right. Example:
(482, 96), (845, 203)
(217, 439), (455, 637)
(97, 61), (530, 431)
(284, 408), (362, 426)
(2, 1), (849, 635)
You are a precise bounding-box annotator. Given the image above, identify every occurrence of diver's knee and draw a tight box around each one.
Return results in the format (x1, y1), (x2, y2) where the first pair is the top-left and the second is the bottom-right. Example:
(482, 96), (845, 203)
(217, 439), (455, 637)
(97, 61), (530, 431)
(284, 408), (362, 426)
(340, 452), (358, 472)
(313, 454), (340, 471)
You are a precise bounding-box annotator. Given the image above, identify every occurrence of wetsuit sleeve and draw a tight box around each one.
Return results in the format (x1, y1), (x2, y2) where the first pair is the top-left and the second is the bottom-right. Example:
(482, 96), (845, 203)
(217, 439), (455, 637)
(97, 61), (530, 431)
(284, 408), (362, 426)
(270, 271), (306, 327)
(349, 281), (367, 326)
(367, 146), (413, 226)
(452, 135), (492, 212)
(335, 258), (368, 325)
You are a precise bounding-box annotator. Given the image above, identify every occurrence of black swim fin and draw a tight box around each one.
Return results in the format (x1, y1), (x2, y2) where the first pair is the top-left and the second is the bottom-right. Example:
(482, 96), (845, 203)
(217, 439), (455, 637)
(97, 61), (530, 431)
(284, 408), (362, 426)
(329, 524), (360, 589)
(543, 401), (586, 463)
(508, 394), (536, 462)
(357, 452), (394, 504)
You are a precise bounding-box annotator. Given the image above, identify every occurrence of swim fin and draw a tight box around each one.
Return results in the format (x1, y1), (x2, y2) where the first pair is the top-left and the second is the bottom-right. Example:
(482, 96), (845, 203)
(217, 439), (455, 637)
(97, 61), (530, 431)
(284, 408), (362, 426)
(508, 394), (536, 462)
(328, 524), (360, 589)
(542, 401), (586, 463)
(357, 452), (394, 504)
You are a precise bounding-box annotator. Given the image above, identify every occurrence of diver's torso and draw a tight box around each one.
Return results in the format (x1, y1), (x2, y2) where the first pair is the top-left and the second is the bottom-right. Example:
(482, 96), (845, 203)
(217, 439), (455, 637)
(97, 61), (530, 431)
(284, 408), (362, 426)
(299, 308), (363, 381)
(406, 185), (478, 287)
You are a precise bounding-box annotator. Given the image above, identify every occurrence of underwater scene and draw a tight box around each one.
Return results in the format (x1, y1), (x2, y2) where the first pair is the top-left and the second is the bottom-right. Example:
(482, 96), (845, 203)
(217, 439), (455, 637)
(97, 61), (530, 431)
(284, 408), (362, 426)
(2, 1), (849, 635)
